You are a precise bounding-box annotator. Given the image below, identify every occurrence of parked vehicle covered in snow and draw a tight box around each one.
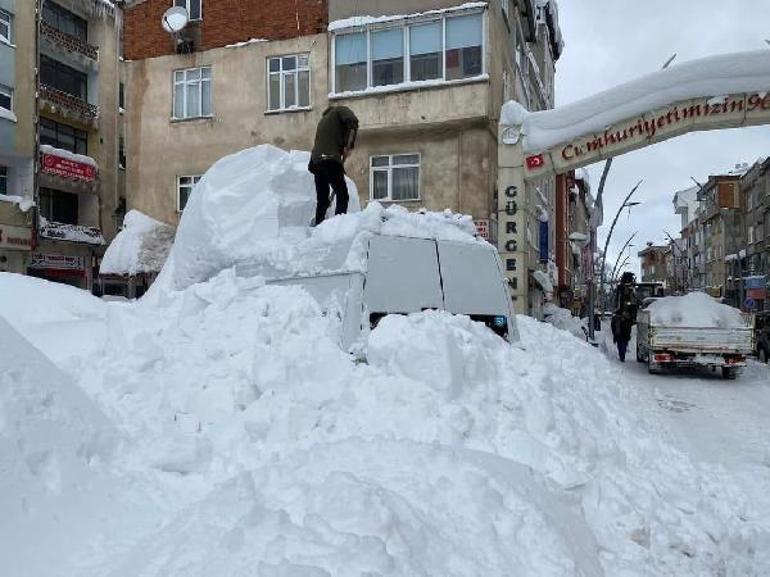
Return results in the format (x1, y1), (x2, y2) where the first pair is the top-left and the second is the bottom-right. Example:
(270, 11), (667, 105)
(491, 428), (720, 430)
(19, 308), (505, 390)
(237, 233), (517, 351)
(636, 293), (754, 378)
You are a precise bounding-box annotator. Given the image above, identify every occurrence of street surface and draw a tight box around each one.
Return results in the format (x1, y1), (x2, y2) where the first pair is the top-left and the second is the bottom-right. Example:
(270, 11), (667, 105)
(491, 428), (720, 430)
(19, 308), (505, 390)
(606, 329), (770, 519)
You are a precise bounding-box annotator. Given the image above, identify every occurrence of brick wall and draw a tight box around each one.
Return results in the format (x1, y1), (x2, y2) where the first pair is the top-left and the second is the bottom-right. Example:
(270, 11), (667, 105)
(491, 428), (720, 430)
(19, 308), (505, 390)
(125, 0), (327, 60)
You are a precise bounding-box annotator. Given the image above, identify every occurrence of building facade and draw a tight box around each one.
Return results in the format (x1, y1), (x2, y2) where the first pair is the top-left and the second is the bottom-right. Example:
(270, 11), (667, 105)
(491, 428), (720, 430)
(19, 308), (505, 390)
(741, 157), (769, 310)
(31, 0), (123, 290)
(638, 243), (668, 284)
(0, 0), (35, 273)
(122, 0), (562, 315)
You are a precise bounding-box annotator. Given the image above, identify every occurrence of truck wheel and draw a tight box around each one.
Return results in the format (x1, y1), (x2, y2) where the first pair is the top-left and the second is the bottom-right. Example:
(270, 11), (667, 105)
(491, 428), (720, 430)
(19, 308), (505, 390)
(722, 367), (738, 380)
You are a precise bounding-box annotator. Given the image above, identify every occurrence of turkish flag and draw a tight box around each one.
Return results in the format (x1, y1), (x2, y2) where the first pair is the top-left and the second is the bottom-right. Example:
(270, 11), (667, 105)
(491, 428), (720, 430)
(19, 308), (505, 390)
(526, 154), (545, 169)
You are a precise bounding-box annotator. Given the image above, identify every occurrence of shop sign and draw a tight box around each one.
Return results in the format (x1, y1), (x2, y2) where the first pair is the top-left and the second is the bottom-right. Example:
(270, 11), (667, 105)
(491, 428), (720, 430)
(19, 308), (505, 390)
(0, 224), (33, 251)
(42, 153), (96, 182)
(746, 288), (767, 300)
(474, 219), (489, 240)
(29, 253), (86, 271)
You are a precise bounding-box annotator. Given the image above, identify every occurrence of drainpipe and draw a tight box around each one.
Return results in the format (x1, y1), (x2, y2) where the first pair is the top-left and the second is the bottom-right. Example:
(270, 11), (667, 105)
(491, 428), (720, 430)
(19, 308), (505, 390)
(32, 0), (42, 252)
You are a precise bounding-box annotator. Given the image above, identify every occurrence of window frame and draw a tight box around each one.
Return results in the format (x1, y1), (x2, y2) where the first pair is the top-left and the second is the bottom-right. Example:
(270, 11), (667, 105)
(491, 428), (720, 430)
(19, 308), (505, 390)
(0, 84), (12, 113)
(177, 174), (201, 212)
(331, 8), (486, 95)
(369, 153), (421, 202)
(266, 53), (312, 112)
(0, 166), (7, 196)
(0, 9), (11, 45)
(42, 2), (87, 42)
(172, 66), (212, 120)
(40, 55), (89, 101)
(39, 117), (88, 155)
(174, 0), (202, 21)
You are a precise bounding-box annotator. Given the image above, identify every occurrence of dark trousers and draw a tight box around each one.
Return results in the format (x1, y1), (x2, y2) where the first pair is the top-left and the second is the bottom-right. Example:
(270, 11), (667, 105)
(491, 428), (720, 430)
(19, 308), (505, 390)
(312, 159), (349, 225)
(617, 339), (628, 362)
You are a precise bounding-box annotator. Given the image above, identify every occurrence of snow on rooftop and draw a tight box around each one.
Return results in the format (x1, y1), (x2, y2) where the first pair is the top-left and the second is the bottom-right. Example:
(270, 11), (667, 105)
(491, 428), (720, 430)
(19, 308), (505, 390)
(39, 217), (104, 246)
(328, 2), (487, 31)
(100, 210), (174, 276)
(0, 194), (34, 212)
(224, 38), (268, 49)
(500, 50), (770, 153)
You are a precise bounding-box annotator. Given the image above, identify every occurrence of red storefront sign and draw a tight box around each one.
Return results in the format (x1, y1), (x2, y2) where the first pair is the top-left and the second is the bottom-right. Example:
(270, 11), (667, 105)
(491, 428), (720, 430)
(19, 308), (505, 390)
(42, 153), (96, 182)
(0, 224), (33, 250)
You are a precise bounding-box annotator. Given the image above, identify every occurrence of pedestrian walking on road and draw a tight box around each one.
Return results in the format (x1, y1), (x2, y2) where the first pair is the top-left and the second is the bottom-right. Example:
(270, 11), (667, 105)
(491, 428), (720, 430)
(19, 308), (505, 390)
(612, 272), (638, 362)
(308, 105), (359, 226)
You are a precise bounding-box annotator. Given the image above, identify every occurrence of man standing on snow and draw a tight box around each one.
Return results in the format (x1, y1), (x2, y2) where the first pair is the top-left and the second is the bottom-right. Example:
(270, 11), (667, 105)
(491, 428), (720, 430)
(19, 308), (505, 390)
(308, 105), (359, 226)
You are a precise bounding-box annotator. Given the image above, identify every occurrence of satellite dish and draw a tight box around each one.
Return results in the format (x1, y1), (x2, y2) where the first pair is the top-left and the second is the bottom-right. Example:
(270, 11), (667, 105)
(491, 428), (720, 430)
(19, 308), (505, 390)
(161, 6), (188, 34)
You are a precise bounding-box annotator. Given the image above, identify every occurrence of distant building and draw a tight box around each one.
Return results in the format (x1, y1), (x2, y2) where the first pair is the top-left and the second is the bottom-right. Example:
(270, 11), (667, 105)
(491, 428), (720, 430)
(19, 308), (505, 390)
(741, 157), (769, 311)
(638, 243), (668, 284)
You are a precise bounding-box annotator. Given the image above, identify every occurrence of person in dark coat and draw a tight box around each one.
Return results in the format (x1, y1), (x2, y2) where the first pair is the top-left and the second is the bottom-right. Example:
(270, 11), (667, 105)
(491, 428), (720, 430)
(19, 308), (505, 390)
(308, 105), (359, 226)
(611, 272), (638, 362)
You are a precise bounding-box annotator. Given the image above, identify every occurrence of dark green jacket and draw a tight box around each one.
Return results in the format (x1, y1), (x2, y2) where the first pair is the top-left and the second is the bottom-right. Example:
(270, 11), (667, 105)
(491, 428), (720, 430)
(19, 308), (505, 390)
(310, 106), (359, 164)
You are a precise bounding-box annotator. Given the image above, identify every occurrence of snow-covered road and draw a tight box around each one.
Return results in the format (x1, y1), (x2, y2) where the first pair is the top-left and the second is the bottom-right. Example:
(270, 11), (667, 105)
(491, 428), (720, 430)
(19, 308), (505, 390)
(606, 330), (770, 523)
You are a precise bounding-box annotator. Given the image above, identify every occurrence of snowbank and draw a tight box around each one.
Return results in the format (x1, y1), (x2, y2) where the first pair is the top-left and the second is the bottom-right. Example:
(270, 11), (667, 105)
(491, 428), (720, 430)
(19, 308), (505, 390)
(100, 210), (174, 276)
(543, 303), (586, 339)
(1, 269), (768, 576)
(500, 50), (770, 152)
(648, 292), (746, 328)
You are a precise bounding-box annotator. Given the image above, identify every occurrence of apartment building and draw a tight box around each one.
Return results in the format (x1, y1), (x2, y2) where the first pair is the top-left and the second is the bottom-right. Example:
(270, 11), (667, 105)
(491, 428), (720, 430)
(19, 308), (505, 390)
(0, 0), (35, 273)
(122, 0), (562, 314)
(672, 184), (699, 291)
(30, 0), (124, 290)
(738, 157), (769, 310)
(637, 243), (668, 284)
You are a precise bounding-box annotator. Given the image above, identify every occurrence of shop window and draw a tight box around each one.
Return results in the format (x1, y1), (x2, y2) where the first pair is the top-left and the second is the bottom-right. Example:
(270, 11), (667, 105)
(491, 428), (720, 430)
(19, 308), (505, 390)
(0, 84), (11, 113)
(335, 33), (367, 93)
(267, 54), (310, 111)
(40, 117), (88, 155)
(41, 55), (88, 100)
(42, 2), (87, 41)
(177, 175), (201, 212)
(0, 9), (11, 44)
(174, 0), (202, 21)
(372, 28), (404, 87)
(0, 166), (7, 195)
(445, 14), (483, 80)
(39, 187), (79, 225)
(370, 154), (420, 201)
(173, 66), (212, 119)
(409, 22), (442, 81)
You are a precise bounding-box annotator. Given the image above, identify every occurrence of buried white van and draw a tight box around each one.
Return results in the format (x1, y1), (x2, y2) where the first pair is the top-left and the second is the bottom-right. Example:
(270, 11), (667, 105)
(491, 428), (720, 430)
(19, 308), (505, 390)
(235, 233), (518, 352)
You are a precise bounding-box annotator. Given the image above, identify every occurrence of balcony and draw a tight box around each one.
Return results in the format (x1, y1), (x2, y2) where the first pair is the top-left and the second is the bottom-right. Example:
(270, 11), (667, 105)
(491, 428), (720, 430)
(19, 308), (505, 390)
(40, 21), (99, 69)
(39, 84), (100, 129)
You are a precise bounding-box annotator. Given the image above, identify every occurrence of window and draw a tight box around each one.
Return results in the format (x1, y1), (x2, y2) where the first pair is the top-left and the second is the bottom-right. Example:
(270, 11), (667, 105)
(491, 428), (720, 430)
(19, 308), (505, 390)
(332, 9), (485, 94)
(40, 118), (88, 155)
(267, 54), (310, 111)
(174, 0), (201, 21)
(119, 82), (125, 110)
(370, 154), (420, 201)
(0, 166), (7, 196)
(445, 14), (483, 80)
(335, 33), (367, 93)
(409, 22), (442, 81)
(173, 67), (212, 119)
(0, 9), (11, 44)
(39, 188), (79, 225)
(41, 55), (88, 100)
(42, 2), (86, 41)
(177, 175), (201, 211)
(0, 84), (11, 112)
(372, 28), (404, 87)
(119, 136), (126, 169)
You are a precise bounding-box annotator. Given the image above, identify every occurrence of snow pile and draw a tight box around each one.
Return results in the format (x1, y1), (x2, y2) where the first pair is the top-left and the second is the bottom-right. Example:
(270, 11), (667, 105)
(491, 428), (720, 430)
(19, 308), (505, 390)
(2, 270), (769, 576)
(500, 50), (770, 152)
(543, 303), (586, 339)
(649, 292), (746, 328)
(155, 145), (361, 292)
(39, 216), (105, 245)
(100, 210), (174, 276)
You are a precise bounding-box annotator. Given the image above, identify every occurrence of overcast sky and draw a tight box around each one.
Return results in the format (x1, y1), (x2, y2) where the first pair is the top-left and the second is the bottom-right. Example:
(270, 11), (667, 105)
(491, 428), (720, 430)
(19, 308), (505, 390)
(554, 0), (770, 276)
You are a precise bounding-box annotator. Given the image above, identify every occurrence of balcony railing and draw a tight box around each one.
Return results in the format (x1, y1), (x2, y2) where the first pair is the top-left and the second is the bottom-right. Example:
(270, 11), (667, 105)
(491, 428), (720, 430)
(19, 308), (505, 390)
(40, 21), (99, 63)
(39, 84), (99, 128)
